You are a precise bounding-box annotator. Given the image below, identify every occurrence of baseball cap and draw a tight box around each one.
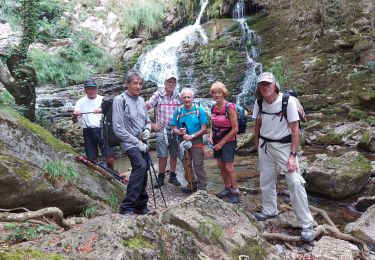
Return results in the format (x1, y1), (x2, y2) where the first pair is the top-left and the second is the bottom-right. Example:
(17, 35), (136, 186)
(257, 72), (280, 90)
(84, 79), (97, 88)
(165, 73), (177, 81)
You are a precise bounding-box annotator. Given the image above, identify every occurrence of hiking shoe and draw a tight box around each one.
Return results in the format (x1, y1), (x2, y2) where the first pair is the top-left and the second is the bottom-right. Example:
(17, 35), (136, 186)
(154, 173), (165, 188)
(254, 212), (278, 221)
(120, 211), (135, 216)
(228, 193), (240, 204)
(216, 188), (231, 199)
(182, 184), (197, 194)
(169, 172), (181, 186)
(135, 207), (151, 215)
(301, 226), (315, 242)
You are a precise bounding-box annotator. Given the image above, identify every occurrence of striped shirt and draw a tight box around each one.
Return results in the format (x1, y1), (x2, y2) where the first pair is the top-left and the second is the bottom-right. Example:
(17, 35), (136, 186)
(146, 90), (180, 127)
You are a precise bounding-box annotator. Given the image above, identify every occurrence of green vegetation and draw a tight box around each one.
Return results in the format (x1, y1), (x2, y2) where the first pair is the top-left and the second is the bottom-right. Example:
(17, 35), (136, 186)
(4, 223), (57, 242)
(43, 160), (79, 183)
(106, 190), (121, 210)
(198, 218), (224, 241)
(29, 33), (116, 87)
(265, 56), (290, 89)
(206, 0), (225, 19)
(119, 1), (165, 37)
(231, 240), (266, 260)
(0, 89), (15, 107)
(123, 235), (155, 249)
(81, 205), (98, 218)
(0, 248), (64, 260)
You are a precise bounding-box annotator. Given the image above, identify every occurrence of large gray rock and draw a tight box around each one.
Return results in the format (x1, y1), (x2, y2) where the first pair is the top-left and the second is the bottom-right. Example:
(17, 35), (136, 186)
(312, 236), (360, 260)
(17, 192), (272, 259)
(161, 191), (270, 259)
(345, 204), (375, 247)
(0, 108), (123, 215)
(303, 151), (371, 199)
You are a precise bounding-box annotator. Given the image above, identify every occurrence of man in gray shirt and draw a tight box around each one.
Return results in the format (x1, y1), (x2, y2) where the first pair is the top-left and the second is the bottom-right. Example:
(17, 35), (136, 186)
(112, 70), (151, 216)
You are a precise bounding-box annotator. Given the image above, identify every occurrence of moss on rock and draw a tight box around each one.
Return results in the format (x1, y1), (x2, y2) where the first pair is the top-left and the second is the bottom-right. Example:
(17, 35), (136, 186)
(0, 248), (64, 260)
(123, 235), (155, 249)
(316, 133), (343, 145)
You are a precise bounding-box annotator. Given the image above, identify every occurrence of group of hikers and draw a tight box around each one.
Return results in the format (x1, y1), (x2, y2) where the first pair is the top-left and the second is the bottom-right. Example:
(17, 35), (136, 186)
(72, 70), (315, 242)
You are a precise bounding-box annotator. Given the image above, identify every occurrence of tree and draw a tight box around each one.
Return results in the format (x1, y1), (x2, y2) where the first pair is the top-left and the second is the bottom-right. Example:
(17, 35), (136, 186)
(0, 0), (38, 122)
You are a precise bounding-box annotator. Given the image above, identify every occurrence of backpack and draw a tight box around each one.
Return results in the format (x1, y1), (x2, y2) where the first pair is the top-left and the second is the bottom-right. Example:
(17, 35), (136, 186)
(211, 102), (248, 134)
(256, 90), (306, 124)
(176, 103), (200, 123)
(101, 94), (126, 147)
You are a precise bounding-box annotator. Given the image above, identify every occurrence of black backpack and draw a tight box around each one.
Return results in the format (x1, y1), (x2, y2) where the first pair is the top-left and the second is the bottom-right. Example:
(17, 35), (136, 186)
(101, 94), (126, 147)
(256, 90), (306, 124)
(211, 102), (248, 134)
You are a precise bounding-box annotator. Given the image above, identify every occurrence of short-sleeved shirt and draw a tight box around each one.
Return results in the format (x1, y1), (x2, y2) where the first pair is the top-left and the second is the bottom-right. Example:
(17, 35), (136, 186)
(146, 90), (180, 127)
(251, 93), (299, 140)
(170, 105), (208, 135)
(211, 101), (236, 143)
(74, 95), (103, 128)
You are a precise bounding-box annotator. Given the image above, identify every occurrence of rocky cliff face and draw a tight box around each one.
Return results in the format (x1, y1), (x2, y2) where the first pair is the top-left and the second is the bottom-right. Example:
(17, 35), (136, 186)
(0, 108), (123, 215)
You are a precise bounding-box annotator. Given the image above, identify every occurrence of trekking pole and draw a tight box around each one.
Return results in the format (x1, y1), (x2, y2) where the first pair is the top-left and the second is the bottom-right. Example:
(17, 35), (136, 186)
(184, 150), (193, 191)
(146, 151), (167, 208)
(147, 161), (157, 209)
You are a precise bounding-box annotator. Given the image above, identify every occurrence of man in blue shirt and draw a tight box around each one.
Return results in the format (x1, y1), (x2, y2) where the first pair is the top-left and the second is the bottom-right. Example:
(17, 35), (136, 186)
(171, 88), (208, 193)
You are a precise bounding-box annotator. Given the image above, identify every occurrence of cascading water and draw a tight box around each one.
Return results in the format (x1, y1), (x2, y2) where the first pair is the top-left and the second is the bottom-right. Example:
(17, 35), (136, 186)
(135, 0), (209, 90)
(233, 0), (262, 108)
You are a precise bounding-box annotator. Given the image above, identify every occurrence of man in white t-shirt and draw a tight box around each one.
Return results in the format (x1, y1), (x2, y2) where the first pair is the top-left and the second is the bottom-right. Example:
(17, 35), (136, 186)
(252, 72), (314, 242)
(72, 79), (115, 169)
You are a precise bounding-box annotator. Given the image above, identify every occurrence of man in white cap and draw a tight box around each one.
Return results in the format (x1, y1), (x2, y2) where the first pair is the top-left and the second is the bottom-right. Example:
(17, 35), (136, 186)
(252, 72), (314, 242)
(146, 73), (181, 188)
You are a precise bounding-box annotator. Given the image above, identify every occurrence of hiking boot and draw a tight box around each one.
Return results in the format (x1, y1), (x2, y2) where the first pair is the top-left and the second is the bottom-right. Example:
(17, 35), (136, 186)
(228, 193), (240, 204)
(253, 212), (278, 221)
(135, 207), (151, 215)
(301, 226), (315, 242)
(216, 188), (231, 199)
(120, 211), (135, 216)
(168, 172), (181, 186)
(181, 184), (197, 194)
(154, 173), (165, 188)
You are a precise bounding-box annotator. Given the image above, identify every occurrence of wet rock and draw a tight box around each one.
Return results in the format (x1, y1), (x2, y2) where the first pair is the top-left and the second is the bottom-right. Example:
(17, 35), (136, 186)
(312, 236), (360, 260)
(303, 151), (371, 199)
(0, 108), (122, 215)
(17, 192), (273, 259)
(345, 204), (375, 247)
(354, 196), (375, 212)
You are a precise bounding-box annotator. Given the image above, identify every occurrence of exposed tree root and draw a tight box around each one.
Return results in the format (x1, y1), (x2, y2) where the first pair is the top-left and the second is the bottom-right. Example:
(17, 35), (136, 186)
(0, 207), (72, 230)
(262, 205), (370, 259)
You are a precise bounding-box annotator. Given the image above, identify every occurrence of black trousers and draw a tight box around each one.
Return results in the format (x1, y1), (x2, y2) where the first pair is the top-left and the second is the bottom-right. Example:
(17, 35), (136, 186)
(119, 147), (149, 213)
(83, 128), (114, 161)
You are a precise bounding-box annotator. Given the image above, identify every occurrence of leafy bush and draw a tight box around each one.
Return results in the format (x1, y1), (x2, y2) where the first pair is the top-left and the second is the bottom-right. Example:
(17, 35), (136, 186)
(29, 34), (115, 87)
(119, 1), (165, 37)
(206, 0), (224, 19)
(5, 223), (57, 242)
(43, 160), (79, 183)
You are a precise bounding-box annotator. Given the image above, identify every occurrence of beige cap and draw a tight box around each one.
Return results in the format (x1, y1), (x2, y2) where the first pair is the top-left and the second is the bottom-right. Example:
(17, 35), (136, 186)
(257, 72), (280, 90)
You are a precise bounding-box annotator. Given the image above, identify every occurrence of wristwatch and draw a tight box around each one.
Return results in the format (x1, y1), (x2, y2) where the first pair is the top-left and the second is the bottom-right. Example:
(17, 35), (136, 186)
(290, 152), (297, 157)
(191, 134), (196, 139)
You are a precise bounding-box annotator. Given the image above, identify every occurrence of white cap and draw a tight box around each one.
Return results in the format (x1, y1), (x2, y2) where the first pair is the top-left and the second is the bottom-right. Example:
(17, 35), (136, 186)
(165, 73), (177, 81)
(257, 72), (280, 90)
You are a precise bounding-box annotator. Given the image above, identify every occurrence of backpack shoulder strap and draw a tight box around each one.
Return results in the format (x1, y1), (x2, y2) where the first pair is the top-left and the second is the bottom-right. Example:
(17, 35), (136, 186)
(281, 92), (290, 122)
(120, 93), (127, 111)
(256, 98), (263, 118)
(195, 104), (200, 117)
(176, 105), (184, 122)
(225, 101), (232, 118)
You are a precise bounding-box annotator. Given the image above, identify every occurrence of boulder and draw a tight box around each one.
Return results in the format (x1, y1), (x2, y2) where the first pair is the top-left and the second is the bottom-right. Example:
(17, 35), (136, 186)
(16, 192), (272, 259)
(161, 191), (270, 258)
(236, 132), (257, 155)
(0, 108), (123, 215)
(312, 236), (360, 260)
(303, 151), (371, 199)
(345, 204), (375, 247)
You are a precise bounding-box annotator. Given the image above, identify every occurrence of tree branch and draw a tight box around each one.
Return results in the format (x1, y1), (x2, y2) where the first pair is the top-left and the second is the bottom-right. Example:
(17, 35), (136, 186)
(0, 207), (72, 230)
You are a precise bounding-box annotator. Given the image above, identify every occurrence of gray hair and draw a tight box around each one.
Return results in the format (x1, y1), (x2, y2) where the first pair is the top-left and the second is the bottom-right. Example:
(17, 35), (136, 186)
(125, 70), (143, 83)
(180, 87), (194, 97)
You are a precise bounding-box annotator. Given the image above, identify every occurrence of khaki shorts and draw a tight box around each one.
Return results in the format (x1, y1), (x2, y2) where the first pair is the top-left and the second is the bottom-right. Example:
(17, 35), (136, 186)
(155, 128), (178, 158)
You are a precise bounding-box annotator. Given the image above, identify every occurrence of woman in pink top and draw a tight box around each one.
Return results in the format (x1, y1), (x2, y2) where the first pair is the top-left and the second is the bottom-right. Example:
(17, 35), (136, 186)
(209, 81), (240, 204)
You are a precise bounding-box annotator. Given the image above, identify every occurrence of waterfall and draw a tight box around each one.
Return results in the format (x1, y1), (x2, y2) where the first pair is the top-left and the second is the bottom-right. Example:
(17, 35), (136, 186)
(135, 0), (209, 90)
(233, 0), (262, 108)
